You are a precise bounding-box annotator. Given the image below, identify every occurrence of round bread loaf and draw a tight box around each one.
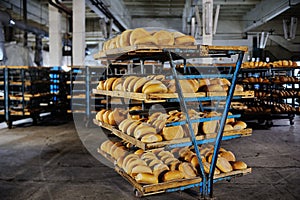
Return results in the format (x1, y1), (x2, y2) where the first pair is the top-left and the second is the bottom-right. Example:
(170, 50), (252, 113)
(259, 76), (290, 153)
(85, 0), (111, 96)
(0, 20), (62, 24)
(153, 163), (170, 177)
(115, 35), (121, 48)
(131, 165), (152, 176)
(235, 84), (244, 92)
(97, 80), (105, 90)
(122, 154), (139, 170)
(231, 160), (247, 170)
(202, 120), (218, 134)
(134, 35), (157, 45)
(127, 77), (140, 92)
(135, 173), (158, 184)
(162, 170), (184, 182)
(233, 121), (247, 130)
(134, 124), (156, 139)
(120, 29), (132, 47)
(162, 126), (184, 141)
(125, 159), (147, 174)
(143, 84), (168, 94)
(123, 76), (137, 91)
(224, 124), (234, 132)
(175, 35), (195, 45)
(96, 109), (106, 122)
(141, 133), (163, 143)
(133, 77), (150, 92)
(126, 121), (142, 136)
(216, 157), (233, 173)
(153, 30), (174, 45)
(130, 28), (151, 45)
(178, 162), (197, 178)
(220, 151), (236, 162)
(102, 110), (112, 124)
(111, 78), (122, 91)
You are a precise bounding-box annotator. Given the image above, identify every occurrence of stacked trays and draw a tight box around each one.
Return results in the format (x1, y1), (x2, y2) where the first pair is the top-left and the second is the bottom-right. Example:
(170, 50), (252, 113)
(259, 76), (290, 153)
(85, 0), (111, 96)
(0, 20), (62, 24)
(238, 62), (300, 126)
(0, 66), (53, 128)
(92, 39), (252, 198)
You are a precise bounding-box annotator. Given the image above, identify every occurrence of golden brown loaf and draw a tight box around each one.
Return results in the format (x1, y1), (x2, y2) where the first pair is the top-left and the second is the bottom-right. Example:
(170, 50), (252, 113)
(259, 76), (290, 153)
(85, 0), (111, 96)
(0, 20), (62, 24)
(130, 28), (152, 45)
(161, 126), (184, 141)
(153, 30), (175, 45)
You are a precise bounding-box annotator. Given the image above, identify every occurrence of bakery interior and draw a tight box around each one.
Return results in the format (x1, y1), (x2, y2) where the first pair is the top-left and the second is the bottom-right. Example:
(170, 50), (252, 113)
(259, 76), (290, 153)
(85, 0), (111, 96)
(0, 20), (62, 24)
(0, 0), (299, 199)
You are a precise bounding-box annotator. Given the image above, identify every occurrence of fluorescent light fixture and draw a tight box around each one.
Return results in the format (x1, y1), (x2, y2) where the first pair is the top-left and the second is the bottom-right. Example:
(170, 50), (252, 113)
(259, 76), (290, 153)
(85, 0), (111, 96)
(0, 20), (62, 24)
(9, 20), (15, 25)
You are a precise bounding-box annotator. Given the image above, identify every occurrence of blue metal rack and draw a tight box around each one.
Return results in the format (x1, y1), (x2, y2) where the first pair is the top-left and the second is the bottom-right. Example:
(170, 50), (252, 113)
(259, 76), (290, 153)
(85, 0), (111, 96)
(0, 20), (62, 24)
(94, 45), (250, 198)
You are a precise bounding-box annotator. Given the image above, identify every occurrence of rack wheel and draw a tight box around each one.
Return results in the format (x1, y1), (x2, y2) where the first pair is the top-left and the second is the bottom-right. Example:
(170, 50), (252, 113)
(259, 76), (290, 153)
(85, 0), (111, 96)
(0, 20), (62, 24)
(265, 120), (273, 127)
(7, 121), (12, 129)
(133, 189), (143, 198)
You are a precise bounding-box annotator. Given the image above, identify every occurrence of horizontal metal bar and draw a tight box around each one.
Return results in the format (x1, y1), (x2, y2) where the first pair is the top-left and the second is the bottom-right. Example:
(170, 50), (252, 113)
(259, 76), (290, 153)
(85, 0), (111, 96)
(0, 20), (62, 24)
(166, 74), (233, 79)
(166, 114), (240, 127)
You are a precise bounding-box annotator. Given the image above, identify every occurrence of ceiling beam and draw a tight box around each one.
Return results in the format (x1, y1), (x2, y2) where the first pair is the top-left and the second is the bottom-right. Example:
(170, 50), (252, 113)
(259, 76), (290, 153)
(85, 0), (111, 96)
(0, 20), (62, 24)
(269, 35), (300, 52)
(243, 0), (300, 32)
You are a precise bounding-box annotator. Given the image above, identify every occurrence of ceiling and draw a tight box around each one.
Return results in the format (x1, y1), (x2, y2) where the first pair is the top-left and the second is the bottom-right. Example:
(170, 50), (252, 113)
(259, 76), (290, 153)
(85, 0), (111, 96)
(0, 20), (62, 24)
(0, 0), (299, 51)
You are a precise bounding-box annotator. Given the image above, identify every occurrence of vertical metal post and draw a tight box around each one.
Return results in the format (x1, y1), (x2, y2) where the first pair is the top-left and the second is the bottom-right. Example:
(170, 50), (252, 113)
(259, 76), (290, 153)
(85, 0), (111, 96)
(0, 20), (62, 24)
(86, 66), (90, 125)
(4, 67), (9, 123)
(21, 69), (25, 115)
(23, 0), (28, 47)
(207, 51), (244, 197)
(166, 51), (207, 197)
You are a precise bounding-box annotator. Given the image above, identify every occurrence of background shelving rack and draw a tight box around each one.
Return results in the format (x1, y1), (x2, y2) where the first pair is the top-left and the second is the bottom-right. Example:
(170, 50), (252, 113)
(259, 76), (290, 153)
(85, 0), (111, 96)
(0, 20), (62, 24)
(0, 66), (53, 128)
(93, 44), (251, 198)
(68, 66), (106, 125)
(238, 66), (300, 126)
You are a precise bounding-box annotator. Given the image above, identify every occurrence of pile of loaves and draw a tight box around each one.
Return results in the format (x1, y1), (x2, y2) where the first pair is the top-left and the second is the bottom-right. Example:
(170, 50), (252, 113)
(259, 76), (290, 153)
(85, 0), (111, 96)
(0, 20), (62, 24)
(272, 89), (300, 98)
(272, 76), (299, 83)
(96, 75), (244, 94)
(242, 60), (298, 68)
(100, 141), (248, 185)
(96, 108), (247, 143)
(102, 28), (196, 51)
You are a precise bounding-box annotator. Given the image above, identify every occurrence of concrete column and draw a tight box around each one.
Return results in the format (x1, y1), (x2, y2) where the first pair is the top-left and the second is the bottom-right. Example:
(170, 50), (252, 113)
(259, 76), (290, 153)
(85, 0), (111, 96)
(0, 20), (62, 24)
(72, 0), (85, 66)
(49, 5), (62, 66)
(202, 0), (213, 45)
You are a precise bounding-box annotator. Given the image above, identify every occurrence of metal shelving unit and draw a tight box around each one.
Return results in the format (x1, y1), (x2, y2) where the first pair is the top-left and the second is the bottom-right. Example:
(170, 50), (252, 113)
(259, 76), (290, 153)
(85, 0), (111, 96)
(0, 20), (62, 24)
(0, 66), (53, 128)
(68, 66), (106, 125)
(239, 66), (300, 126)
(93, 44), (251, 198)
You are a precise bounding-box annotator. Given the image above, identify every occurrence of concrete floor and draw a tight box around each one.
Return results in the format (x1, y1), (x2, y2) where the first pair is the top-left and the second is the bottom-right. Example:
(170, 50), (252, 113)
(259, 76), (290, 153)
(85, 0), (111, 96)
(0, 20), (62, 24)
(0, 116), (299, 200)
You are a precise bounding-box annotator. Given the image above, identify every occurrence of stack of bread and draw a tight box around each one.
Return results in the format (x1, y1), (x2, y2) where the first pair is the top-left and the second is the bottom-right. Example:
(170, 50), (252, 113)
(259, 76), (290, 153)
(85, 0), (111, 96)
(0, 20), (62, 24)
(177, 145), (248, 175)
(97, 76), (244, 95)
(102, 28), (196, 51)
(271, 60), (298, 68)
(100, 140), (248, 185)
(245, 106), (271, 113)
(254, 91), (271, 98)
(95, 108), (128, 126)
(242, 60), (297, 69)
(272, 90), (300, 98)
(242, 77), (270, 84)
(272, 76), (299, 83)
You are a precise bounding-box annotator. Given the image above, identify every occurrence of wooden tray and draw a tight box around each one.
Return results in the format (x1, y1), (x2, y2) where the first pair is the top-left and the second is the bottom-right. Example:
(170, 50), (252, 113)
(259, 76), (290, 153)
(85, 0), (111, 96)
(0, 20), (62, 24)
(93, 119), (252, 150)
(93, 89), (253, 101)
(115, 166), (251, 197)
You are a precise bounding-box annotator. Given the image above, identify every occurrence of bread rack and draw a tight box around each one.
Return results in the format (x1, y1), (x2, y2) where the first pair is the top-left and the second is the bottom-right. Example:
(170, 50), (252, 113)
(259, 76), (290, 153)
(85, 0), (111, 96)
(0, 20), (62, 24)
(93, 44), (252, 198)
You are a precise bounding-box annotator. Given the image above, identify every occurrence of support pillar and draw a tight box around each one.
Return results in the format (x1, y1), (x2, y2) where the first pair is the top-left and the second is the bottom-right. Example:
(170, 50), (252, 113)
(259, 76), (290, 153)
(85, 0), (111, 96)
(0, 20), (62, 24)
(202, 0), (213, 45)
(49, 5), (62, 66)
(72, 0), (85, 66)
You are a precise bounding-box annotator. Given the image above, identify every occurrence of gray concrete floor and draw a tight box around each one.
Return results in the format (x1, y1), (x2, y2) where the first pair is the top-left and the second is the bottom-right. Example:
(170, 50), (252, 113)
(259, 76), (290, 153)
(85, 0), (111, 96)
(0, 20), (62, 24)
(0, 116), (299, 200)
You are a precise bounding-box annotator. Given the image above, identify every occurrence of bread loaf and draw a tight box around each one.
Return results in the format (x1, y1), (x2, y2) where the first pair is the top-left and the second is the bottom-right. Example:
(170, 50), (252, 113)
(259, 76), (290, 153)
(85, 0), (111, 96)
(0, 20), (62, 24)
(135, 173), (158, 184)
(143, 84), (168, 94)
(153, 30), (174, 45)
(120, 29), (132, 47)
(175, 35), (195, 45)
(133, 77), (150, 93)
(233, 121), (247, 130)
(216, 157), (233, 173)
(162, 170), (184, 182)
(162, 126), (184, 140)
(130, 28), (151, 45)
(231, 161), (247, 170)
(178, 162), (197, 179)
(220, 151), (236, 162)
(141, 134), (163, 143)
(131, 165), (152, 176)
(153, 163), (170, 177)
(111, 78), (122, 91)
(202, 120), (218, 134)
